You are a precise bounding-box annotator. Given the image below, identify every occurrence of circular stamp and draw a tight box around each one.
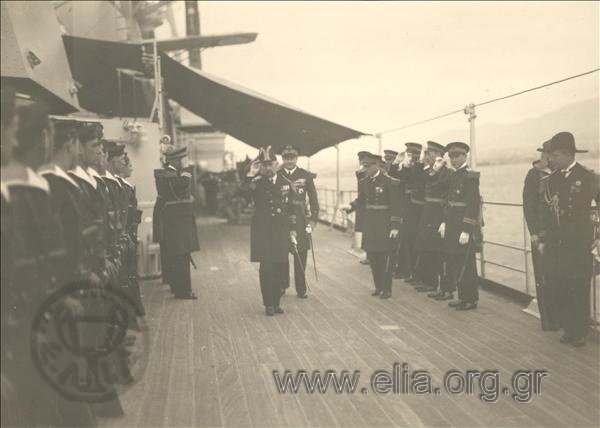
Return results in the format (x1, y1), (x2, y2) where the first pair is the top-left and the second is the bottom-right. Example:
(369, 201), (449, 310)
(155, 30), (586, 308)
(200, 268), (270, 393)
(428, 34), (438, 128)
(30, 282), (150, 403)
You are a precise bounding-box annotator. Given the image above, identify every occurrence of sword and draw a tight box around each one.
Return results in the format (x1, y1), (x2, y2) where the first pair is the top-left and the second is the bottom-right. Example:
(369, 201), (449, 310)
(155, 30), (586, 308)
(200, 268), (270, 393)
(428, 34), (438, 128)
(292, 243), (311, 292)
(386, 236), (401, 273)
(189, 255), (197, 270)
(308, 229), (319, 282)
(457, 236), (474, 283)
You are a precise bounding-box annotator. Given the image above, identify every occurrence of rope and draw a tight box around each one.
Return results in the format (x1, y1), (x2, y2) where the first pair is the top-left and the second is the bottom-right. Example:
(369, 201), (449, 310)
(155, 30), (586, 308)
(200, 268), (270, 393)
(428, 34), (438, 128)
(377, 68), (600, 135)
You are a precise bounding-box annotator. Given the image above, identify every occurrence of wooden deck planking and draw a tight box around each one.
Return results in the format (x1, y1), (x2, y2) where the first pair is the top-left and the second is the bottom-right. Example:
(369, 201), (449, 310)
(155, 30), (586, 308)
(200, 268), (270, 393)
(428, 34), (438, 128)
(100, 217), (600, 428)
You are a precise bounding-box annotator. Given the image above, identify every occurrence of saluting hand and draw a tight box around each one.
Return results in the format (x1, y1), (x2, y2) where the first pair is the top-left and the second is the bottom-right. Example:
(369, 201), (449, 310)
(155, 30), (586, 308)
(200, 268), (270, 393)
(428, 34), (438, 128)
(459, 231), (470, 245)
(247, 160), (261, 177)
(389, 229), (399, 239)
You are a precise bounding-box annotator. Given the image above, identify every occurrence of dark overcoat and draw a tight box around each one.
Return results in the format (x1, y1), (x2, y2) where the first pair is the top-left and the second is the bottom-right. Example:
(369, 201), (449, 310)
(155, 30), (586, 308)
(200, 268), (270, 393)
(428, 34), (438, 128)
(246, 175), (295, 263)
(442, 167), (482, 255)
(416, 166), (451, 252)
(154, 165), (200, 255)
(358, 172), (403, 252)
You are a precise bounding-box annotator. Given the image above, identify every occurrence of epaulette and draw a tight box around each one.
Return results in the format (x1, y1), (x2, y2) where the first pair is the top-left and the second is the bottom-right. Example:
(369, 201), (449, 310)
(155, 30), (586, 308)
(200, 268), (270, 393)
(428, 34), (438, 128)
(579, 163), (596, 174)
(309, 172), (317, 179)
(383, 172), (402, 185)
(466, 171), (480, 179)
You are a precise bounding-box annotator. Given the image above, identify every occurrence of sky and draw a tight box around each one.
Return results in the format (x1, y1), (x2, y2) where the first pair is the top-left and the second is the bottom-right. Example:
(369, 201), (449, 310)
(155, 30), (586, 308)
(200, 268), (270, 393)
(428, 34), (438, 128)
(155, 1), (599, 164)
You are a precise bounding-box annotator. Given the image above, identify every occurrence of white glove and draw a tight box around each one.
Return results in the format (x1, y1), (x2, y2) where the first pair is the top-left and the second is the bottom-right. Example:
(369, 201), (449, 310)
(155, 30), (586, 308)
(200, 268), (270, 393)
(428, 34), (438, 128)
(290, 231), (298, 246)
(389, 229), (399, 239)
(247, 160), (261, 177)
(305, 224), (313, 234)
(459, 231), (470, 245)
(537, 242), (545, 256)
(432, 157), (444, 172)
(438, 222), (446, 238)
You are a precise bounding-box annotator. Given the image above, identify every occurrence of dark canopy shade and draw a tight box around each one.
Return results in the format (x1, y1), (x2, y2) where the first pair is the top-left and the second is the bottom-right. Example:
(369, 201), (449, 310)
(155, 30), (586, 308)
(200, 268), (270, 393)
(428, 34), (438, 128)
(63, 35), (365, 156)
(148, 33), (258, 52)
(63, 35), (153, 117)
(161, 55), (365, 156)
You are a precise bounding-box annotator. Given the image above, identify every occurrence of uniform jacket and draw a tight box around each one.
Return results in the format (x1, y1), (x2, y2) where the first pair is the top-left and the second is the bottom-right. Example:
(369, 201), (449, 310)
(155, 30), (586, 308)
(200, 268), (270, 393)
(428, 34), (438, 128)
(4, 168), (66, 301)
(40, 166), (85, 285)
(244, 174), (296, 263)
(539, 163), (600, 245)
(416, 166), (452, 252)
(357, 171), (403, 252)
(442, 166), (482, 255)
(539, 163), (599, 278)
(349, 169), (367, 232)
(68, 166), (106, 274)
(153, 164), (200, 255)
(277, 166), (319, 252)
(522, 161), (551, 237)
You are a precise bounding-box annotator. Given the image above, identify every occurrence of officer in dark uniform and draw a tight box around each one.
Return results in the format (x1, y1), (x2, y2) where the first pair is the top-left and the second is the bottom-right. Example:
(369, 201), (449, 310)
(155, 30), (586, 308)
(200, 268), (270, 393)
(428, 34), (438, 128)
(383, 149), (398, 173)
(538, 132), (600, 347)
(346, 151), (372, 264)
(116, 153), (145, 317)
(387, 151), (410, 279)
(395, 143), (426, 284)
(413, 141), (452, 296)
(522, 140), (558, 330)
(243, 147), (296, 315)
(154, 146), (200, 299)
(356, 153), (403, 298)
(439, 142), (482, 311)
(278, 145), (319, 298)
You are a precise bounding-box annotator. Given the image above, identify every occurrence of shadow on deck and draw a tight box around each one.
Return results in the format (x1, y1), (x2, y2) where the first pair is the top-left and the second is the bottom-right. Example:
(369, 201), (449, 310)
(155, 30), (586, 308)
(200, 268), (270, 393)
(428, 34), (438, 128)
(104, 217), (600, 427)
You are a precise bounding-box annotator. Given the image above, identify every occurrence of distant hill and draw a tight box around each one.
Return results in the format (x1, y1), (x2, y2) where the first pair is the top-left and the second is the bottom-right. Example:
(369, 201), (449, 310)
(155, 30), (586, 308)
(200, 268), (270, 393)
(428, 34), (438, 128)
(434, 97), (599, 165)
(312, 97), (599, 177)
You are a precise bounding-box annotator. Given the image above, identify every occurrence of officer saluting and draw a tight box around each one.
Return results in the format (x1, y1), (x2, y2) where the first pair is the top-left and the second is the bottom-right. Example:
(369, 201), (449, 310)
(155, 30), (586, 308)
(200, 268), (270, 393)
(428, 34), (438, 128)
(395, 143), (426, 285)
(347, 151), (372, 265)
(356, 153), (402, 298)
(153, 145), (200, 300)
(243, 147), (297, 315)
(414, 141), (452, 296)
(278, 145), (319, 298)
(538, 132), (600, 347)
(438, 142), (482, 311)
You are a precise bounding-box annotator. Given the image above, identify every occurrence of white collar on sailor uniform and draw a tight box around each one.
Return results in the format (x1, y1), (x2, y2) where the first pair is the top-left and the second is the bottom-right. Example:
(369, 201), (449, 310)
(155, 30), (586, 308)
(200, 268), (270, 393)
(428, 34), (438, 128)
(115, 174), (134, 189)
(70, 165), (97, 189)
(4, 167), (50, 193)
(39, 164), (80, 189)
(102, 169), (122, 186)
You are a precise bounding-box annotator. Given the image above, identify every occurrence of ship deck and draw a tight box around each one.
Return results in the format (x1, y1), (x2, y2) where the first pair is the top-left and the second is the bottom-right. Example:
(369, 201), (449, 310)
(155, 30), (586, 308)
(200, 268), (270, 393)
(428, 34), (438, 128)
(104, 217), (599, 427)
